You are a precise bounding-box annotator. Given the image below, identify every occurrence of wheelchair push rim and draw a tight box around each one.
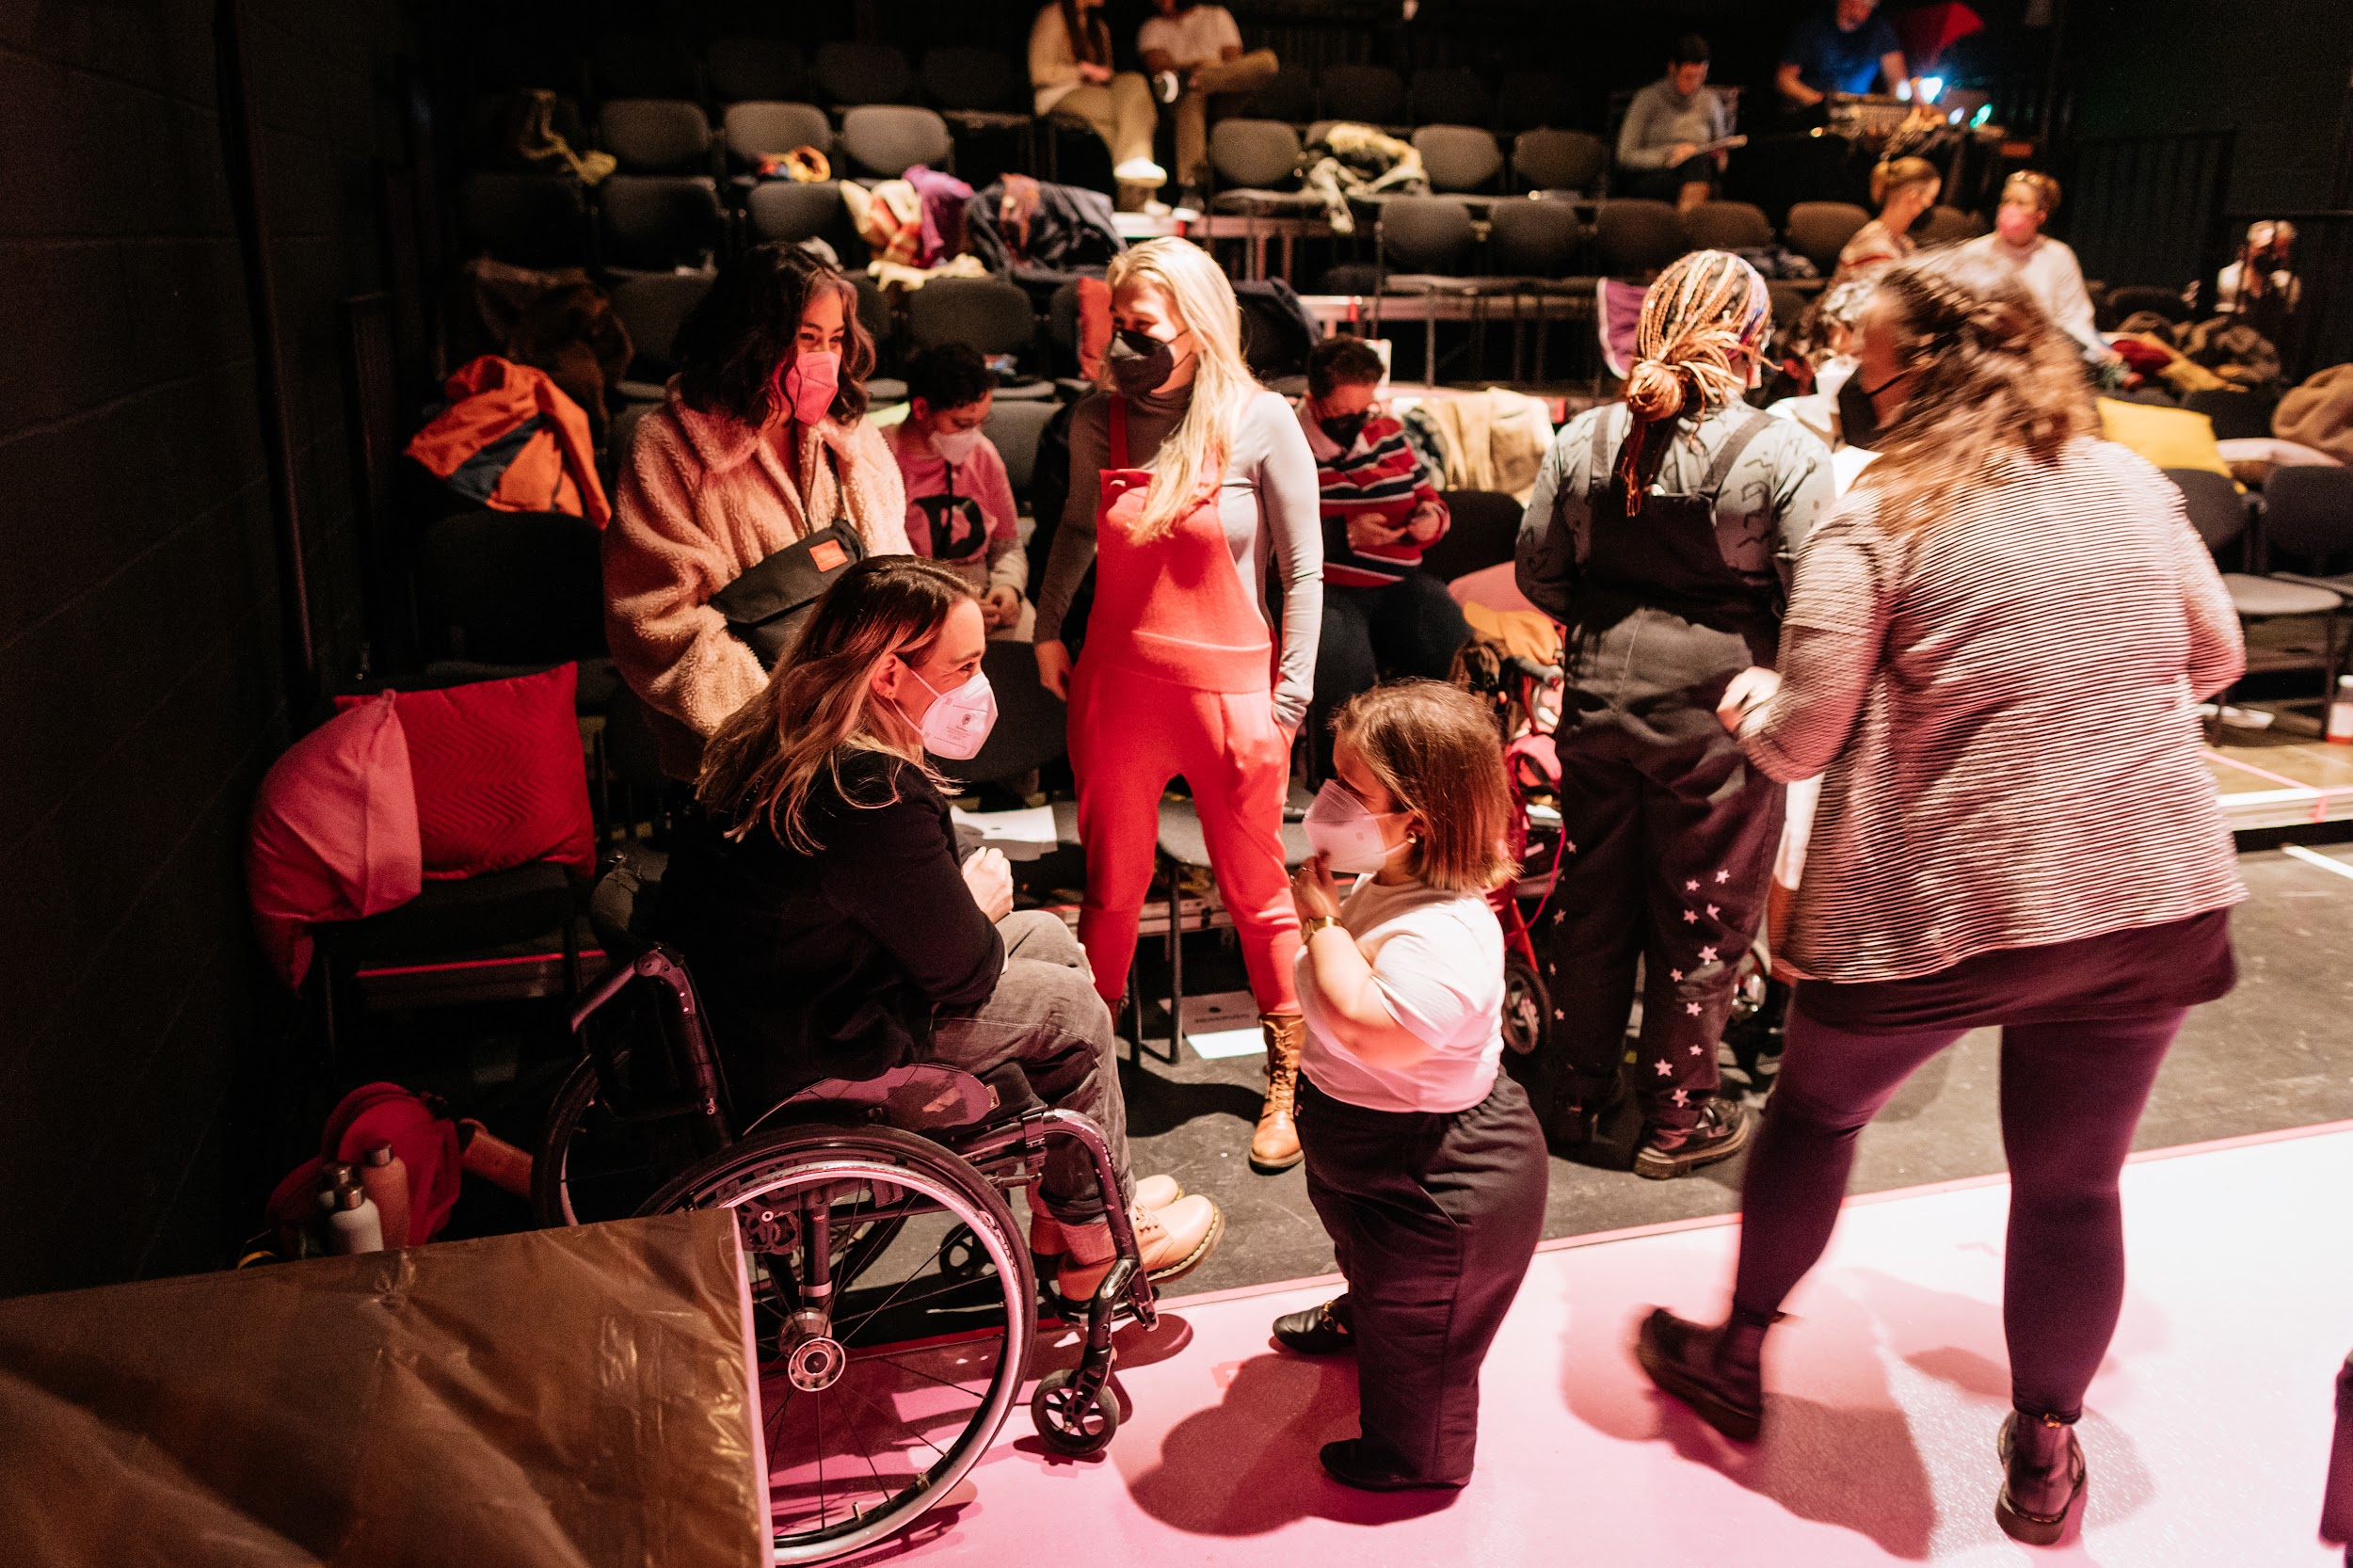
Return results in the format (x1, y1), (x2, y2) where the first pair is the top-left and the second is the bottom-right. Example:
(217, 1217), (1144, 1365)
(640, 1124), (1038, 1565)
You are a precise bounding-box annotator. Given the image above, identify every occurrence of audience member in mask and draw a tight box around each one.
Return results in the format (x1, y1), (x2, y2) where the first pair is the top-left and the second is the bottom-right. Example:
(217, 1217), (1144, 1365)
(1275, 680), (1545, 1493)
(1769, 276), (1877, 452)
(1034, 239), (1323, 1173)
(889, 343), (1032, 640)
(1638, 249), (2243, 1546)
(662, 557), (1225, 1305)
(1961, 172), (2115, 366)
(606, 242), (908, 781)
(1516, 251), (1833, 1180)
(1297, 336), (1467, 776)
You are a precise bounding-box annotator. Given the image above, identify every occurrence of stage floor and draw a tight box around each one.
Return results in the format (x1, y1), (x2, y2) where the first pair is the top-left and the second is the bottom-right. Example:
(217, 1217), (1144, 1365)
(852, 1124), (2353, 1566)
(2211, 735), (2353, 829)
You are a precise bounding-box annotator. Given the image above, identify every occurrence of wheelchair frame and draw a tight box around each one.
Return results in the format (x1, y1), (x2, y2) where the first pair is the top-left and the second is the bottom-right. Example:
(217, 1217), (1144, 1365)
(553, 895), (1156, 1560)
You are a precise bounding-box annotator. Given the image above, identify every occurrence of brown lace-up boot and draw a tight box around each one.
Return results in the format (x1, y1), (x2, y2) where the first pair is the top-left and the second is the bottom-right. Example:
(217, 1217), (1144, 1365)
(1250, 1013), (1305, 1172)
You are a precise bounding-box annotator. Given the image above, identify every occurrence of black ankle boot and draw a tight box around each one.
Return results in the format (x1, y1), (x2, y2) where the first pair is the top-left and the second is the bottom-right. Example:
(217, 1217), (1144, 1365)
(1996, 1410), (2087, 1545)
(1634, 1308), (1768, 1441)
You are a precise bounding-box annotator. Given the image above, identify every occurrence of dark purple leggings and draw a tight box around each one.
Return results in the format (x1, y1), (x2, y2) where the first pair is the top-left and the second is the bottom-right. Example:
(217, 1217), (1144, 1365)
(1731, 1007), (2186, 1421)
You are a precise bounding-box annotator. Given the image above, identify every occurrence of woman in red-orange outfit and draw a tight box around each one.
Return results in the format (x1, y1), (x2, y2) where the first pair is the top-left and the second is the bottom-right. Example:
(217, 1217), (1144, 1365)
(1032, 238), (1322, 1172)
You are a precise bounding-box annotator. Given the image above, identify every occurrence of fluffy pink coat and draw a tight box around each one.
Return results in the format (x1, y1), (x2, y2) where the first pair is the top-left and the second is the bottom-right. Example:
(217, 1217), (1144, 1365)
(604, 387), (909, 778)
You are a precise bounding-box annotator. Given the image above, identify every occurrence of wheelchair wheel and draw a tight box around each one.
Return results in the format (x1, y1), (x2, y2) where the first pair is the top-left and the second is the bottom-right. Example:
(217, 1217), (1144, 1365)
(534, 1046), (704, 1227)
(1501, 950), (1550, 1058)
(641, 1122), (1037, 1564)
(1031, 1366), (1119, 1456)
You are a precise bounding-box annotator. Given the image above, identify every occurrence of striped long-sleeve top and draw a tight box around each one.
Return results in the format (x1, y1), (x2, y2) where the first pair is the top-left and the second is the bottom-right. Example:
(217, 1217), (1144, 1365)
(1297, 403), (1449, 588)
(1737, 438), (2247, 984)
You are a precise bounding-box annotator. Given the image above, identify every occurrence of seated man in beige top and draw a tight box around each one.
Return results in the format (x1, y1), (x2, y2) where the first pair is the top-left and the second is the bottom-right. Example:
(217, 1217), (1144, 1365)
(1138, 0), (1280, 200)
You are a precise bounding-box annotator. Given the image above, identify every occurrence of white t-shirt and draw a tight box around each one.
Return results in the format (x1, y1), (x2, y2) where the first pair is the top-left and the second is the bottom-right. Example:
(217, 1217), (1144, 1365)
(1297, 876), (1507, 1115)
(1959, 231), (2103, 356)
(1138, 5), (1242, 68)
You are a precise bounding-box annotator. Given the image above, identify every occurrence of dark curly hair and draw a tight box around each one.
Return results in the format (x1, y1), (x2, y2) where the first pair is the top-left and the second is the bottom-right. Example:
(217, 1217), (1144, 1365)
(904, 342), (995, 412)
(673, 241), (874, 427)
(1858, 248), (2096, 532)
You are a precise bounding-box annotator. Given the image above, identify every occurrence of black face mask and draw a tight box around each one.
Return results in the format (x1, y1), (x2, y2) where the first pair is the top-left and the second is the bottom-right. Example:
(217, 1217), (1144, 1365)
(1107, 327), (1178, 399)
(1319, 410), (1370, 449)
(1836, 369), (1906, 453)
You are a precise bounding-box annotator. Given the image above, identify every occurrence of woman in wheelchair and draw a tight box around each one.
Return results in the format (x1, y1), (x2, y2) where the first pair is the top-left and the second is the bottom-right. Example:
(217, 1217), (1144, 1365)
(660, 554), (1224, 1304)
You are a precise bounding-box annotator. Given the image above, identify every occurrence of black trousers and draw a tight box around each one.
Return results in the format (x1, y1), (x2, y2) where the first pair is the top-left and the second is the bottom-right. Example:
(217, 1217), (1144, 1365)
(1298, 1073), (1548, 1483)
(1540, 719), (1782, 1128)
(1309, 575), (1472, 773)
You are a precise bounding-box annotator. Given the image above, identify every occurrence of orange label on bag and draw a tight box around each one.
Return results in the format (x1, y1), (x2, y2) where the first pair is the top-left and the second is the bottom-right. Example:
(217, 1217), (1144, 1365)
(808, 539), (848, 571)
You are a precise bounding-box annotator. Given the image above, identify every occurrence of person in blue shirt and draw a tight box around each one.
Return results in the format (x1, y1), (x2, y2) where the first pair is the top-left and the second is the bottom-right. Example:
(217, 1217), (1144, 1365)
(1776, 0), (1912, 108)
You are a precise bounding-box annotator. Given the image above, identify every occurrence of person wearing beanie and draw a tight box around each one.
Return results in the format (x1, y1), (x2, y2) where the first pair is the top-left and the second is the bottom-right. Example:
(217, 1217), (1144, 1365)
(1515, 250), (1834, 1178)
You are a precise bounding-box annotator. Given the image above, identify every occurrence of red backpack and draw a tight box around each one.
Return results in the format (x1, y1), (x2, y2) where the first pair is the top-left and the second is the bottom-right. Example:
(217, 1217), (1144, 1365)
(262, 1082), (465, 1256)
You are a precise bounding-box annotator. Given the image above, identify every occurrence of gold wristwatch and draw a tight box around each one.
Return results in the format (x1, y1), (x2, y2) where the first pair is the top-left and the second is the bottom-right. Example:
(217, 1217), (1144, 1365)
(1302, 916), (1342, 936)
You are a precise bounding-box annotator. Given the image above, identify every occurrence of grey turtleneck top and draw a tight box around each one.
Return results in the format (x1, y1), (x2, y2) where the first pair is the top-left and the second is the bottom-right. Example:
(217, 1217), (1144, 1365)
(1036, 384), (1324, 728)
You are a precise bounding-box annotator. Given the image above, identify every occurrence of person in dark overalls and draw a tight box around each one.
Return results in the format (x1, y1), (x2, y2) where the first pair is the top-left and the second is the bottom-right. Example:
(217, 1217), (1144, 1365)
(1515, 251), (1833, 1178)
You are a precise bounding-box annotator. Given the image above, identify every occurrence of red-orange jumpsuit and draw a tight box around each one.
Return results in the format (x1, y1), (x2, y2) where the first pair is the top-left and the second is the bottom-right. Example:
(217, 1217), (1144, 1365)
(1064, 395), (1319, 1016)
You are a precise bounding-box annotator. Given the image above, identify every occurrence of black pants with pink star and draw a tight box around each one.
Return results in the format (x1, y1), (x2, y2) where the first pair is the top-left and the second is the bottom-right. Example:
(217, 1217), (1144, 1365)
(1538, 722), (1783, 1133)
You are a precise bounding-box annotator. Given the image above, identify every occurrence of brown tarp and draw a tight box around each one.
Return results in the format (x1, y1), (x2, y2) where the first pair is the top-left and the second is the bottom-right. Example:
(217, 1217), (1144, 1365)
(0, 1210), (768, 1568)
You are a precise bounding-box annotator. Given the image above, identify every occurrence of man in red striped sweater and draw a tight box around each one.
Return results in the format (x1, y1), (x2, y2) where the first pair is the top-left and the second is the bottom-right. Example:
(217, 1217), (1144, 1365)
(1298, 337), (1470, 771)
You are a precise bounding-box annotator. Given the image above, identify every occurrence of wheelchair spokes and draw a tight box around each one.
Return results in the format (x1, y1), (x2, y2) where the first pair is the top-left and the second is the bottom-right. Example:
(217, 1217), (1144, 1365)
(647, 1128), (1038, 1564)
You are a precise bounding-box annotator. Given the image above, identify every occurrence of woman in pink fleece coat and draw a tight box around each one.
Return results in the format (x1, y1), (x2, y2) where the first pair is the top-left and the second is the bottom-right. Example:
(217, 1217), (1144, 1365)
(605, 243), (909, 779)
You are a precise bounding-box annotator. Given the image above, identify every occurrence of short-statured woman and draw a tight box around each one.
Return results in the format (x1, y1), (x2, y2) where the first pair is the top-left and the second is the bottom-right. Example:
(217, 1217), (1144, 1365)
(661, 557), (1224, 1301)
(1637, 250), (2245, 1545)
(1030, 0), (1165, 210)
(606, 242), (908, 780)
(1033, 238), (1323, 1172)
(1273, 680), (1546, 1491)
(1832, 155), (1940, 284)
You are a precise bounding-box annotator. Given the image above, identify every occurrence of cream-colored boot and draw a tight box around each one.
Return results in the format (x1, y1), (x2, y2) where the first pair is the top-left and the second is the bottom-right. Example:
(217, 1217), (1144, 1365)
(1030, 1175), (1183, 1257)
(1250, 1014), (1305, 1172)
(1057, 1194), (1224, 1303)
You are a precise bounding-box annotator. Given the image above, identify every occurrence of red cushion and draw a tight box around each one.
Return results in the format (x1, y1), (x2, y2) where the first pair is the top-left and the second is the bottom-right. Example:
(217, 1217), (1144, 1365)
(1076, 276), (1112, 382)
(339, 664), (592, 881)
(246, 693), (424, 988)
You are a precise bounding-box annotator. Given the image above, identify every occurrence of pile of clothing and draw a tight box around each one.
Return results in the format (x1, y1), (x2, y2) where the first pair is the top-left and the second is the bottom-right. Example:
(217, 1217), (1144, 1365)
(1298, 124), (1427, 236)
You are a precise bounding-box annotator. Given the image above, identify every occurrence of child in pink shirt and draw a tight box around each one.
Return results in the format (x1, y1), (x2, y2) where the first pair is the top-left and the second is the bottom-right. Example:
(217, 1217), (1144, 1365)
(888, 344), (1032, 639)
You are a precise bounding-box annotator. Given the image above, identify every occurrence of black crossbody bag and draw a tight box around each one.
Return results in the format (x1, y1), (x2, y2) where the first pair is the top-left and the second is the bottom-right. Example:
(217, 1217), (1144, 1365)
(709, 444), (867, 668)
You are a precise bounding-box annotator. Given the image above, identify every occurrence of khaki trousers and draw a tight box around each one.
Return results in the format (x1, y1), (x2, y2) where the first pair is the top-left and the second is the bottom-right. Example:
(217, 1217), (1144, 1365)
(1173, 49), (1280, 188)
(1053, 72), (1159, 205)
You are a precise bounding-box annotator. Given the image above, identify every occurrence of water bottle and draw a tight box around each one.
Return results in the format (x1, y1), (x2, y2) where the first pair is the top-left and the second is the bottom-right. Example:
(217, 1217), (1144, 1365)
(359, 1144), (411, 1250)
(324, 1182), (384, 1255)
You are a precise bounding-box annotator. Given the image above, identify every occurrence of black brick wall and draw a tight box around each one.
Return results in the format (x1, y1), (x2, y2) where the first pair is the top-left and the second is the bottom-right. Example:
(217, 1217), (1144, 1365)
(0, 2), (410, 1297)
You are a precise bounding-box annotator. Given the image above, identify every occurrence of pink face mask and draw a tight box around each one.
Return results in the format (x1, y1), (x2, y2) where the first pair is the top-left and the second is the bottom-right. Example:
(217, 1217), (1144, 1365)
(776, 350), (840, 425)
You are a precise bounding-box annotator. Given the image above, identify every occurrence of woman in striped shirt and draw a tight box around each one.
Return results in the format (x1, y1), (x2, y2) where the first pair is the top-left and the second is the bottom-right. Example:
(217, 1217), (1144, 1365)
(1635, 249), (2245, 1546)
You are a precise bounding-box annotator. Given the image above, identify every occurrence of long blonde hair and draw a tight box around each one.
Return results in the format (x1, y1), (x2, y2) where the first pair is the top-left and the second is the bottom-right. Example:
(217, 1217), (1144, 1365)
(696, 557), (974, 851)
(1104, 239), (1260, 541)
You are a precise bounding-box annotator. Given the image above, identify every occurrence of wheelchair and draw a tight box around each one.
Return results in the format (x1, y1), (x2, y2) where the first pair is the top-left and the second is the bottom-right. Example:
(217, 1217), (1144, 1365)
(538, 849), (1155, 1564)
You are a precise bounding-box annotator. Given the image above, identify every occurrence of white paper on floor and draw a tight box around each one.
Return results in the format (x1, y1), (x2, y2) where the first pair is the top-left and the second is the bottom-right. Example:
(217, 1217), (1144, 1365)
(950, 804), (1060, 860)
(1181, 991), (1265, 1059)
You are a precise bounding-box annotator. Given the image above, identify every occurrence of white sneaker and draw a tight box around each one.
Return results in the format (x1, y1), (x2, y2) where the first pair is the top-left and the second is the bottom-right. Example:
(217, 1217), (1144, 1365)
(1113, 156), (1168, 185)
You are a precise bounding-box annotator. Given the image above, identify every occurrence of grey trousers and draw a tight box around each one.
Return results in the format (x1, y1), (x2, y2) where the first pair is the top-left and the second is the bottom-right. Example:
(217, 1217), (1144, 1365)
(929, 910), (1132, 1224)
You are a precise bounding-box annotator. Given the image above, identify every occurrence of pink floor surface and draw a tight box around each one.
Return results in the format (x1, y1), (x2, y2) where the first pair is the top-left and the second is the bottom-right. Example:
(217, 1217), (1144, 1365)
(844, 1123), (2353, 1566)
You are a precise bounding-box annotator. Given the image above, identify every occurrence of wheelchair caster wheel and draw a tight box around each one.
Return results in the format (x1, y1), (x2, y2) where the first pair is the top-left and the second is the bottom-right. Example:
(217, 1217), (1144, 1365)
(1032, 1368), (1119, 1455)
